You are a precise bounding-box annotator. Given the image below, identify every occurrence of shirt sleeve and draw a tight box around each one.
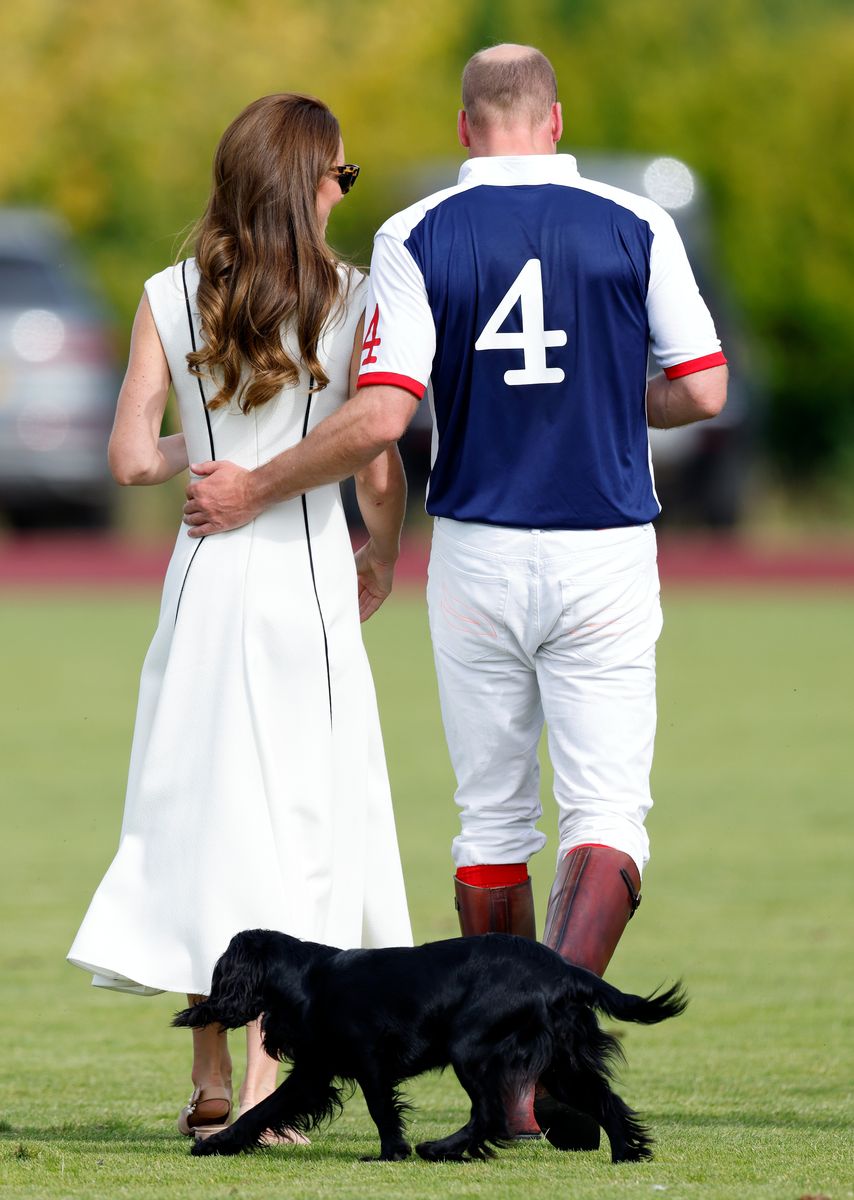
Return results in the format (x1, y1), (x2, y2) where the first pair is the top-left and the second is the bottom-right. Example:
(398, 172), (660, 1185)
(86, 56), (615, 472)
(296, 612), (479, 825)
(356, 232), (435, 399)
(647, 212), (727, 379)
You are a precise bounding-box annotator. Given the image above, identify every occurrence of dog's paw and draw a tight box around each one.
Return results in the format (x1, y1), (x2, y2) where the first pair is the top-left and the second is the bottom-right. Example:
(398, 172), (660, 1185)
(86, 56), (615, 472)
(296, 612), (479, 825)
(361, 1141), (412, 1162)
(190, 1139), (217, 1156)
(533, 1096), (600, 1152)
(415, 1140), (467, 1163)
(464, 1142), (496, 1161)
(191, 1135), (241, 1157)
(612, 1141), (654, 1164)
(382, 1143), (412, 1162)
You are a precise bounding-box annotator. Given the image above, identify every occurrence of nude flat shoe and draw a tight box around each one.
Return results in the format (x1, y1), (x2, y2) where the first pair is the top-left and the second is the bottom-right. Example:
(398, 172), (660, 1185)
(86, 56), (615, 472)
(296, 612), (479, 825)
(177, 1085), (232, 1138)
(259, 1127), (310, 1147)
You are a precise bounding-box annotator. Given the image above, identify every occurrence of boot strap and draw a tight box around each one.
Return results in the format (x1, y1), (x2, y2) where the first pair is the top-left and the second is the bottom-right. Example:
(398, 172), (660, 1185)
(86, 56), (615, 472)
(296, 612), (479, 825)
(620, 867), (642, 918)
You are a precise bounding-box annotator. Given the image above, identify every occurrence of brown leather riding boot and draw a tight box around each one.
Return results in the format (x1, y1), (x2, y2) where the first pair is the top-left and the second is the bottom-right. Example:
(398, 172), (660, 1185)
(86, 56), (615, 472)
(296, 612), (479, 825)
(453, 875), (536, 939)
(542, 844), (641, 974)
(453, 874), (540, 1137)
(535, 844), (642, 1151)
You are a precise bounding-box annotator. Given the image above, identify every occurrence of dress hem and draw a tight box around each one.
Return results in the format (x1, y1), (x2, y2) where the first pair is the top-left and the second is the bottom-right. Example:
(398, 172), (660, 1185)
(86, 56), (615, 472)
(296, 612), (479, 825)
(66, 954), (208, 998)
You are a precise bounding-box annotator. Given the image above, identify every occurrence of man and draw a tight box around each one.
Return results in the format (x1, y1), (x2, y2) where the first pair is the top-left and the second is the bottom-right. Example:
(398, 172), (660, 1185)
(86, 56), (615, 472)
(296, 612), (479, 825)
(183, 44), (726, 1142)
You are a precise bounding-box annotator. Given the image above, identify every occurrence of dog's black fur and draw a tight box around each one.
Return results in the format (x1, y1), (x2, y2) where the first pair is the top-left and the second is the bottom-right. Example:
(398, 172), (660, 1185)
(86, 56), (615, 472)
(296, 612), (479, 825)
(173, 930), (686, 1163)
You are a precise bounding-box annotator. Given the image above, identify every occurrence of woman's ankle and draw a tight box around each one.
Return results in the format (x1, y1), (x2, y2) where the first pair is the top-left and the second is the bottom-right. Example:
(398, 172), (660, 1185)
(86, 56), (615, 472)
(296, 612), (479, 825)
(191, 1069), (233, 1093)
(238, 1083), (275, 1112)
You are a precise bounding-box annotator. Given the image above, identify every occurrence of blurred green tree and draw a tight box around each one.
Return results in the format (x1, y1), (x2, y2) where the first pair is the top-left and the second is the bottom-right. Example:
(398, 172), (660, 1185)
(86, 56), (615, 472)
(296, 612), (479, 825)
(1, 0), (852, 483)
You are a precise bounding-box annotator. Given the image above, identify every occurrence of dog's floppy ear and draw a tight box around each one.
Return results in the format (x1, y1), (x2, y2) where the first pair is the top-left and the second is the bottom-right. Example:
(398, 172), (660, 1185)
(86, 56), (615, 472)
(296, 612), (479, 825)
(172, 1000), (218, 1029)
(172, 930), (270, 1031)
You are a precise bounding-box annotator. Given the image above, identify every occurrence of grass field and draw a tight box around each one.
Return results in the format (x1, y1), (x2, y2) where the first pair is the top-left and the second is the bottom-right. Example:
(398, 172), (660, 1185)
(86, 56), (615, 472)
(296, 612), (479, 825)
(1, 584), (852, 1199)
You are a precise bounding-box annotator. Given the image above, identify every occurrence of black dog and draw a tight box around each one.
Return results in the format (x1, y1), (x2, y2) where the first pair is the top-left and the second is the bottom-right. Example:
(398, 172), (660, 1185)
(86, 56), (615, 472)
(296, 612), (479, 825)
(173, 930), (686, 1163)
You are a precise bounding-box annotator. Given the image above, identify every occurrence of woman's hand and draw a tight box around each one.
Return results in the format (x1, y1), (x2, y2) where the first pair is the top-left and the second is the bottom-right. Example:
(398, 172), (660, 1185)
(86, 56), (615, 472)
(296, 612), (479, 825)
(354, 538), (397, 621)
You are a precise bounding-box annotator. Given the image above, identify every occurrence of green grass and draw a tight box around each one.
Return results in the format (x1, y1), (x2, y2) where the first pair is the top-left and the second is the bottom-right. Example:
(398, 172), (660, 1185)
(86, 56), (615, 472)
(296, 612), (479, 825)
(1, 585), (852, 1199)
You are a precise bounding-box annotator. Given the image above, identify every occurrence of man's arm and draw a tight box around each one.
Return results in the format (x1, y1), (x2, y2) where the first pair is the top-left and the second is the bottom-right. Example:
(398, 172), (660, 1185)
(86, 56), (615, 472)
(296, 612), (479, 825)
(183, 384), (418, 537)
(646, 364), (728, 430)
(645, 208), (728, 432)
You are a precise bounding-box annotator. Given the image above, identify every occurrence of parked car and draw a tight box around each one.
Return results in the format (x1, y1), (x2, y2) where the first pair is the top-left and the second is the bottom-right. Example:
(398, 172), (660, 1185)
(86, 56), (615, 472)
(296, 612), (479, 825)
(355, 154), (757, 530)
(0, 209), (119, 529)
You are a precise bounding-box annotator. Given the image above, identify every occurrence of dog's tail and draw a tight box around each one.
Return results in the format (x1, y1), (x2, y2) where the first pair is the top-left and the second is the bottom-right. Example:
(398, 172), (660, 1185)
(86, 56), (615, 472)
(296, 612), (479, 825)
(567, 969), (688, 1026)
(596, 979), (687, 1025)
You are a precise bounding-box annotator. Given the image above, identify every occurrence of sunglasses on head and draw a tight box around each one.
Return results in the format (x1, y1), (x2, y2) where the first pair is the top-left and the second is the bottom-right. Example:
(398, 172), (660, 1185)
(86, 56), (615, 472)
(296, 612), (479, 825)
(329, 163), (360, 195)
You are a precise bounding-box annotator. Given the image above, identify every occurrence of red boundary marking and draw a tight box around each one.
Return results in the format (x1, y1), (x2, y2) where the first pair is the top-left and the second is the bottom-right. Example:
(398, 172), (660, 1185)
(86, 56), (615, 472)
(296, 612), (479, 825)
(1, 534), (854, 589)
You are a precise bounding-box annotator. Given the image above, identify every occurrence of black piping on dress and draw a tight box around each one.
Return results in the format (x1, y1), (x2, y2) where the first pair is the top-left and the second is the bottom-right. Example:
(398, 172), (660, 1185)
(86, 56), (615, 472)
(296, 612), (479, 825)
(301, 378), (333, 728)
(175, 260), (216, 623)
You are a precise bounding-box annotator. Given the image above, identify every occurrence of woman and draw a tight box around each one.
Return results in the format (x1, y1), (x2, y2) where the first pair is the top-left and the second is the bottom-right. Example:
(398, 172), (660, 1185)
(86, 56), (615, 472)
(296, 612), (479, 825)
(68, 94), (412, 1142)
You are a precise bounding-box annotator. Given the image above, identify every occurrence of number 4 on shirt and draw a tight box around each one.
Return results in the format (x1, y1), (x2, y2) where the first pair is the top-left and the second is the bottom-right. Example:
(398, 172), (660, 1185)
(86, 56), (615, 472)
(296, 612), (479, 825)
(361, 304), (382, 367)
(475, 258), (567, 386)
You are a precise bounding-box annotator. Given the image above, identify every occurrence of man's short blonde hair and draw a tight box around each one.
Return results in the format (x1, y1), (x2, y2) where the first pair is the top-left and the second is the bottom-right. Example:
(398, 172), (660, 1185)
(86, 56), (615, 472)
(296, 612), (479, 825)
(462, 44), (558, 130)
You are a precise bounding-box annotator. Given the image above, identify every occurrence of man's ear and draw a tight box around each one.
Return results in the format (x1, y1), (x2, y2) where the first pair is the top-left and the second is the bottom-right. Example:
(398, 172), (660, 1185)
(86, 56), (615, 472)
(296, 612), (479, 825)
(551, 101), (563, 145)
(458, 109), (471, 149)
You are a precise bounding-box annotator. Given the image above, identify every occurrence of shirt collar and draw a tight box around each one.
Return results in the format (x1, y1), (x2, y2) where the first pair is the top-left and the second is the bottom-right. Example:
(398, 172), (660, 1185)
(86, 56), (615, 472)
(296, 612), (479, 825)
(457, 154), (580, 187)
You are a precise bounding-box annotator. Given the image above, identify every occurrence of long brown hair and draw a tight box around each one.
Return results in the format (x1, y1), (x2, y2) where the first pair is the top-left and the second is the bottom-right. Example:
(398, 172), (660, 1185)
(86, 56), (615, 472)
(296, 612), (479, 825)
(187, 94), (344, 411)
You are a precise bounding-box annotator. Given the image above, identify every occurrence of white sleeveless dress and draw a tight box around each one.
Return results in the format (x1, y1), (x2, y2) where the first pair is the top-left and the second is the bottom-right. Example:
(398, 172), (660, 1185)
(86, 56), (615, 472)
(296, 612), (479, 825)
(68, 260), (412, 996)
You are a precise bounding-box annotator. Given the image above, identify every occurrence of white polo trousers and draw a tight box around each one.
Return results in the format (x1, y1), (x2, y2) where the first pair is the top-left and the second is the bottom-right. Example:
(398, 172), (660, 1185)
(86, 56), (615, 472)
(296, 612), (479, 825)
(426, 518), (663, 878)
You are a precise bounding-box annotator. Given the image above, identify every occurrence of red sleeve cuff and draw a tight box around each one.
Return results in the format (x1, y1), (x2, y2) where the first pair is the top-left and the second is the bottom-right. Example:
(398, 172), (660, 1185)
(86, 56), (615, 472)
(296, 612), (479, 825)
(664, 352), (727, 380)
(357, 372), (426, 400)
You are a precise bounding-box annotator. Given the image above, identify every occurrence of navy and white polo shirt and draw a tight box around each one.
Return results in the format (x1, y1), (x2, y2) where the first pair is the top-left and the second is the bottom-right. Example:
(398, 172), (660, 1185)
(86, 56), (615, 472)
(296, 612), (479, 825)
(357, 154), (726, 530)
